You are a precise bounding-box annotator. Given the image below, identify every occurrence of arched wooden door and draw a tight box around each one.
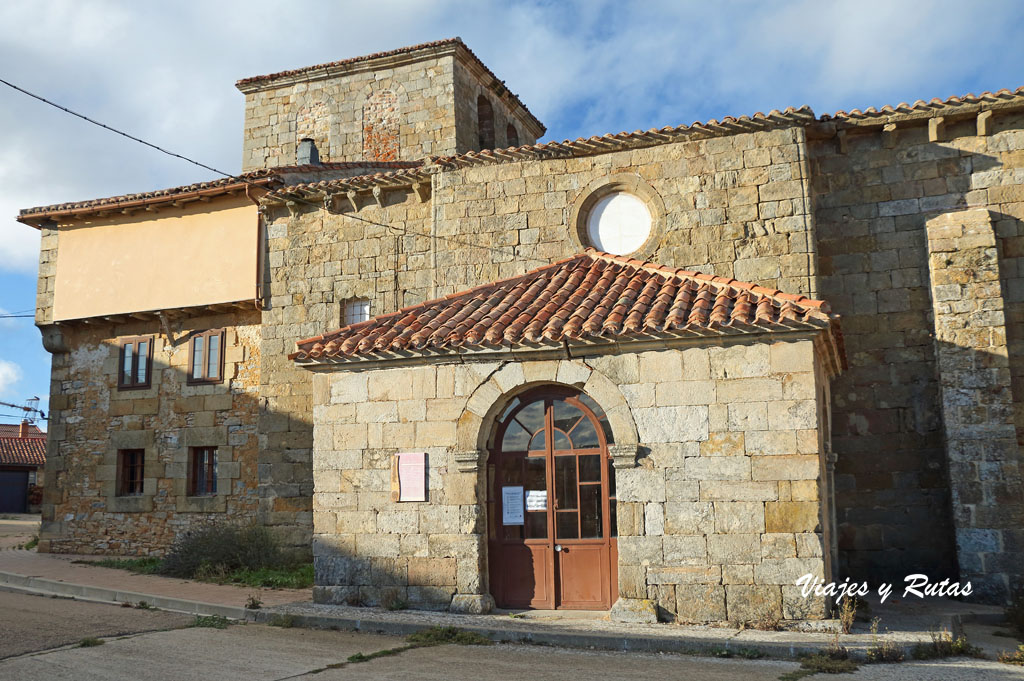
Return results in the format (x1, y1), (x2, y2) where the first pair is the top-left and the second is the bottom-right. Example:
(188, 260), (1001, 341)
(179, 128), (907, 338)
(487, 388), (618, 610)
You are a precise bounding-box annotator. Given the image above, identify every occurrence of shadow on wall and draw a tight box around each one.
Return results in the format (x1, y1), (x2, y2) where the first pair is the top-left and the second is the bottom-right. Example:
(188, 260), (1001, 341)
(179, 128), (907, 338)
(812, 124), (1024, 599)
(38, 312), (313, 558)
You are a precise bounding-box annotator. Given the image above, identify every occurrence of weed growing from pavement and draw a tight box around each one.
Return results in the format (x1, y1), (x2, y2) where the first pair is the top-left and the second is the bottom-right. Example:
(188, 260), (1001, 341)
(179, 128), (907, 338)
(345, 627), (493, 666)
(135, 601), (153, 609)
(407, 627), (493, 646)
(864, 617), (904, 663)
(78, 638), (104, 647)
(190, 615), (231, 629)
(999, 645), (1024, 665)
(245, 593), (263, 610)
(21, 535), (38, 550)
(910, 629), (984, 659)
(837, 596), (856, 634)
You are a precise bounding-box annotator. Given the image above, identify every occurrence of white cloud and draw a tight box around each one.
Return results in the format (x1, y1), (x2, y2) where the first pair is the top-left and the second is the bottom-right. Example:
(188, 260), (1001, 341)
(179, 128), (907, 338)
(0, 359), (22, 397)
(0, 0), (1022, 274)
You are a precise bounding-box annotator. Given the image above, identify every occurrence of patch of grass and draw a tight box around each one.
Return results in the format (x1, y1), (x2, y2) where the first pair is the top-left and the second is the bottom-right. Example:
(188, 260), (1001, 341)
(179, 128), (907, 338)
(190, 615), (231, 629)
(267, 614), (296, 628)
(201, 564), (314, 589)
(998, 644), (1024, 665)
(507, 612), (525, 619)
(72, 550), (312, 589)
(76, 557), (163, 574)
(21, 535), (38, 550)
(406, 626), (493, 647)
(911, 629), (984, 659)
(134, 601), (153, 610)
(78, 637), (104, 648)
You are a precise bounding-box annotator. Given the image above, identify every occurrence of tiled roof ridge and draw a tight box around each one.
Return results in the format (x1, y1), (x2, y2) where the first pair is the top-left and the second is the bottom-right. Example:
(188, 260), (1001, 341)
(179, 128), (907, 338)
(17, 161), (423, 220)
(235, 38), (544, 133)
(429, 106), (817, 171)
(821, 85), (1024, 122)
(292, 249), (838, 363)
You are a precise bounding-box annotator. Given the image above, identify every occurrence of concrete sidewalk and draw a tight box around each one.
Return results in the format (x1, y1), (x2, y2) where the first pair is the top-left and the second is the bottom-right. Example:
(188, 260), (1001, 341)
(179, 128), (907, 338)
(0, 549), (1014, 660)
(0, 549), (309, 618)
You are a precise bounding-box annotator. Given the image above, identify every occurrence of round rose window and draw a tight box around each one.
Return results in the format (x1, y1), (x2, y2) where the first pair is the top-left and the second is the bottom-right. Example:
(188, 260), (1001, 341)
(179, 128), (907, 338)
(585, 192), (653, 255)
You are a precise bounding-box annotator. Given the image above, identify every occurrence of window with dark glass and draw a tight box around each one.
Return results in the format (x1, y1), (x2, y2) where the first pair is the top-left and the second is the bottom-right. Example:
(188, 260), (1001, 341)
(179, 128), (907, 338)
(118, 449), (145, 496)
(189, 447), (217, 496)
(188, 329), (224, 384)
(118, 337), (152, 389)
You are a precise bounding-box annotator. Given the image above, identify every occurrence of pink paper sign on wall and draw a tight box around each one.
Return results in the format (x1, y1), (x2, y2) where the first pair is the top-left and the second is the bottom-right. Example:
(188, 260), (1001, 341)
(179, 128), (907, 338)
(391, 452), (427, 502)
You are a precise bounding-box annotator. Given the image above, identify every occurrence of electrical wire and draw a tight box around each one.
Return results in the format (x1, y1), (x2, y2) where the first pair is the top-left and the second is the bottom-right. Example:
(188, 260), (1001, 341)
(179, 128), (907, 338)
(0, 76), (547, 267)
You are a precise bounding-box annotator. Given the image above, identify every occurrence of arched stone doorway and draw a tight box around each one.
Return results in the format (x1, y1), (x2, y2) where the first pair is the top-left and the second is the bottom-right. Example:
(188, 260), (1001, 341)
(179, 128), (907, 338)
(486, 386), (618, 610)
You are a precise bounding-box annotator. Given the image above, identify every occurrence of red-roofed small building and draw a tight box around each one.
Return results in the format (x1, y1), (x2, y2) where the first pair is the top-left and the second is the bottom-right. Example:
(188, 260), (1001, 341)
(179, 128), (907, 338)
(0, 421), (46, 514)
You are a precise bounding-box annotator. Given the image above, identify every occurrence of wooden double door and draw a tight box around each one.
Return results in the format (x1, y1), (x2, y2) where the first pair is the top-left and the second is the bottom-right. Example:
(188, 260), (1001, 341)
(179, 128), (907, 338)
(487, 388), (618, 610)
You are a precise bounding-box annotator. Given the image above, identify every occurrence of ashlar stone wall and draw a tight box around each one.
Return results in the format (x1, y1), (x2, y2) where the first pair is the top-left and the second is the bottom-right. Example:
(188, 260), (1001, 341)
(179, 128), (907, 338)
(809, 110), (1024, 588)
(309, 336), (833, 620)
(39, 311), (261, 555)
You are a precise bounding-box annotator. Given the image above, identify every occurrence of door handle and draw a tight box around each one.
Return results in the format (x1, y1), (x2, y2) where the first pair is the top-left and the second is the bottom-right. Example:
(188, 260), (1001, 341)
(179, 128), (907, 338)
(555, 544), (562, 552)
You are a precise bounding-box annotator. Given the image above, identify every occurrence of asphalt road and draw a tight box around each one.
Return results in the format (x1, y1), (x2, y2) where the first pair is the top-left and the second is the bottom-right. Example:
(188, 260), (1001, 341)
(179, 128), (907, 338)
(0, 590), (1019, 680)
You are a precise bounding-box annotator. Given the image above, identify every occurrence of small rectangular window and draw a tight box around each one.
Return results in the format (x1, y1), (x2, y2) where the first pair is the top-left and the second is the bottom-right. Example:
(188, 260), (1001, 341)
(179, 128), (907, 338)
(189, 447), (218, 496)
(343, 299), (371, 326)
(188, 329), (224, 384)
(118, 337), (153, 389)
(118, 449), (145, 496)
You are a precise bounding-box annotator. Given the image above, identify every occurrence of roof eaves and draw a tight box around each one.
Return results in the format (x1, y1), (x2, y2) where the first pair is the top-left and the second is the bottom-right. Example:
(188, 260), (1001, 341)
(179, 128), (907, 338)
(820, 86), (1024, 125)
(430, 106), (816, 172)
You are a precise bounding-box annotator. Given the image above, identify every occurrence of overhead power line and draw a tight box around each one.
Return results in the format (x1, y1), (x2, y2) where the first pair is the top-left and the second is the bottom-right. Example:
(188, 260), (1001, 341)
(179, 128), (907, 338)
(0, 77), (547, 267)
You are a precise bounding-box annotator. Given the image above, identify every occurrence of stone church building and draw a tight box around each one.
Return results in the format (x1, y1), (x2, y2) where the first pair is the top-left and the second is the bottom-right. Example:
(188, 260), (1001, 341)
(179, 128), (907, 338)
(15, 38), (1024, 619)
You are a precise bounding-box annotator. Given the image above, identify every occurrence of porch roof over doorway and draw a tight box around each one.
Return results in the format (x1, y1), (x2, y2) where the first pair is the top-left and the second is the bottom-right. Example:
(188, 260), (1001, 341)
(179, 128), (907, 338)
(291, 249), (844, 368)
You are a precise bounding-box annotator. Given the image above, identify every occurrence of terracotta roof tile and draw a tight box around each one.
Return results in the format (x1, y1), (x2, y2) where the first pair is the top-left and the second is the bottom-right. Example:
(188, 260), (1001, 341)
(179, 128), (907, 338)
(0, 437), (46, 466)
(821, 86), (1024, 122)
(292, 250), (840, 363)
(235, 38), (544, 134)
(429, 107), (816, 172)
(17, 161), (422, 223)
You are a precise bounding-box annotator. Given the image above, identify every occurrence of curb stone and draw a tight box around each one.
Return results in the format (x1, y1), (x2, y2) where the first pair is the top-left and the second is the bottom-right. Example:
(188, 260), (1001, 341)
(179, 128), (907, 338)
(0, 568), (954, 660)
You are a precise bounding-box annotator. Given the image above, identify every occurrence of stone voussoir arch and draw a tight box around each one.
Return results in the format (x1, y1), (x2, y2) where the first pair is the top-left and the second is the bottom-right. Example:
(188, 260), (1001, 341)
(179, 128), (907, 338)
(454, 358), (640, 472)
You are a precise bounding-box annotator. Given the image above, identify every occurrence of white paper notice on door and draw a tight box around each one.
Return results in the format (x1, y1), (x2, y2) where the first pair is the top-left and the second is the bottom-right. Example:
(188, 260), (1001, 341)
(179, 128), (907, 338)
(525, 489), (547, 511)
(502, 486), (524, 525)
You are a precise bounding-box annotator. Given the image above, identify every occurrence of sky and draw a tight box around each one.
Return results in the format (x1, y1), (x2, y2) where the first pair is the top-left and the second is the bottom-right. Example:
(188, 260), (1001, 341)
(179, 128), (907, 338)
(1, 0), (1023, 427)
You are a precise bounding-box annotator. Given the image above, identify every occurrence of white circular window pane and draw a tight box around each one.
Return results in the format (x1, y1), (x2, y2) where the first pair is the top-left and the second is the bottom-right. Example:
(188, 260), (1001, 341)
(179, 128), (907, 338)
(586, 192), (652, 255)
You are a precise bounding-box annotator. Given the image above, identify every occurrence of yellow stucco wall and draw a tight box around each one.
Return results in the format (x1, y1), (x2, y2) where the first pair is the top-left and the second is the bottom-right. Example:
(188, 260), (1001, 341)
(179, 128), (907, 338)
(52, 197), (258, 320)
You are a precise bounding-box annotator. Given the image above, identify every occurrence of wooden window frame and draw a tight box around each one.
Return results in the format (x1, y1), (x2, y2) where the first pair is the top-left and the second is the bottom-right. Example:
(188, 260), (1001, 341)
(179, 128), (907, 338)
(187, 329), (225, 385)
(117, 448), (145, 497)
(118, 336), (154, 390)
(188, 447), (218, 496)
